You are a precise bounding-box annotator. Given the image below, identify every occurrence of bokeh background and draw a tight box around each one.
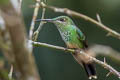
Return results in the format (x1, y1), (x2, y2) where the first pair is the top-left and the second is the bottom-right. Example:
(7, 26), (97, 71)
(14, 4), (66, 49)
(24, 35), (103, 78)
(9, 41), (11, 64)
(13, 0), (120, 80)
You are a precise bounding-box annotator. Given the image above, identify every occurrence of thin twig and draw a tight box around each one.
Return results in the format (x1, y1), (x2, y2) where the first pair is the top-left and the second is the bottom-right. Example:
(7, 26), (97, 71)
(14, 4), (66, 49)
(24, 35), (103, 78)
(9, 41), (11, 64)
(106, 71), (112, 77)
(8, 65), (13, 79)
(39, 2), (120, 40)
(37, 7), (46, 31)
(37, 1), (46, 32)
(29, 0), (41, 40)
(18, 0), (23, 13)
(96, 13), (102, 23)
(31, 40), (120, 78)
(88, 44), (120, 64)
(33, 1), (46, 41)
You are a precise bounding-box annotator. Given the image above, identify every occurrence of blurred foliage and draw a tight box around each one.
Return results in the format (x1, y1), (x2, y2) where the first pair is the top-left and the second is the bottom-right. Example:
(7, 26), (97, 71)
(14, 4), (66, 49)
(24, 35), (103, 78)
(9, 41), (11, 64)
(0, 57), (12, 80)
(1, 0), (120, 80)
(0, 0), (9, 5)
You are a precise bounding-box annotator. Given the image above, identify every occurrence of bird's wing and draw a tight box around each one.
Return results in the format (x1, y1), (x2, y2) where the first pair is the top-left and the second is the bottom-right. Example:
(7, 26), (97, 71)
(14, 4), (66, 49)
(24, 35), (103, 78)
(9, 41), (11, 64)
(76, 27), (88, 48)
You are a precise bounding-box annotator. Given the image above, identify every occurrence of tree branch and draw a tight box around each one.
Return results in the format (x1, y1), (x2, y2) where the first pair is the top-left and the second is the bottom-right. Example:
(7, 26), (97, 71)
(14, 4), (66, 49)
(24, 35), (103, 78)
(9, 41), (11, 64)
(32, 41), (120, 79)
(33, 1), (47, 41)
(29, 0), (41, 40)
(88, 44), (120, 64)
(38, 2), (120, 40)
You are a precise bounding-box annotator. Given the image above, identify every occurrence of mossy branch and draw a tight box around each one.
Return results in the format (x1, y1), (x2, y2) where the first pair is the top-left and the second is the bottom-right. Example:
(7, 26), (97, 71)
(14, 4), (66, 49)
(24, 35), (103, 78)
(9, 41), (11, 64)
(38, 2), (120, 40)
(32, 41), (120, 79)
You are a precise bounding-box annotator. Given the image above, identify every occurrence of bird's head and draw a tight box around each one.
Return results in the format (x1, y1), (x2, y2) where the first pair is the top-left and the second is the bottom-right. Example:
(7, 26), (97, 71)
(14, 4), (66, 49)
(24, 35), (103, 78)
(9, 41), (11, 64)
(36, 16), (74, 28)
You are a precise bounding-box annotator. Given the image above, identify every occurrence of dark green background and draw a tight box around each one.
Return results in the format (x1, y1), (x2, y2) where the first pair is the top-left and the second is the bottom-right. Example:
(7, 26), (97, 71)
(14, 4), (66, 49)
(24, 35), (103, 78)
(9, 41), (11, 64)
(22, 0), (120, 80)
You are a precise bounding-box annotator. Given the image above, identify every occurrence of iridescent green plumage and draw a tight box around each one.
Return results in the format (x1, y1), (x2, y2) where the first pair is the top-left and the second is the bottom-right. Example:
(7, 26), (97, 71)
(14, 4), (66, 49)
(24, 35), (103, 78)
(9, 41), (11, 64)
(52, 16), (86, 49)
(36, 16), (97, 79)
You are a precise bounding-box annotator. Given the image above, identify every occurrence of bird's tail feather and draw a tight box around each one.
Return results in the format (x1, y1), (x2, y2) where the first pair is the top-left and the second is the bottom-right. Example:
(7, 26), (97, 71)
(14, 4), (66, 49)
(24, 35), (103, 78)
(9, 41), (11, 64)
(82, 62), (97, 79)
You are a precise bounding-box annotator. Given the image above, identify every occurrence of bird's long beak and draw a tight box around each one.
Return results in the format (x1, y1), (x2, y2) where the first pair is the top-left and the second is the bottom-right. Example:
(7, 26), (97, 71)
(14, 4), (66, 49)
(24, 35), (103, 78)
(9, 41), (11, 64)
(35, 19), (55, 22)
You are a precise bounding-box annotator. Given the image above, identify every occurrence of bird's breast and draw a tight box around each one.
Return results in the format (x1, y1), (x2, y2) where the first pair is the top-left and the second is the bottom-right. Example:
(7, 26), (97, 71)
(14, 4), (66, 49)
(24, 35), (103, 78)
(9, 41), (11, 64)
(61, 31), (71, 42)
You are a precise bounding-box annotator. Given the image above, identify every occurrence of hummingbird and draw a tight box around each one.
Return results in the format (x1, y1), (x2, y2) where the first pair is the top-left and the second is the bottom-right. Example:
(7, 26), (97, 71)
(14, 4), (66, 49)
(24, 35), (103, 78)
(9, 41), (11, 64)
(36, 16), (97, 79)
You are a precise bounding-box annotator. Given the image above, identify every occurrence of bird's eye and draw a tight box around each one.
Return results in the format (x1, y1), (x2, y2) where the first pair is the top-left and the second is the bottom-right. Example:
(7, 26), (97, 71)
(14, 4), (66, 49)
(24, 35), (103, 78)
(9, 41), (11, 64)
(59, 18), (66, 22)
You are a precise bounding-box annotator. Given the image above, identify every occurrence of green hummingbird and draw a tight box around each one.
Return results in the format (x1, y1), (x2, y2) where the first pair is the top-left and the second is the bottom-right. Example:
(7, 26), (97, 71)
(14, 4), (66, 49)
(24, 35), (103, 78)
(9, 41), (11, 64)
(36, 16), (97, 79)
